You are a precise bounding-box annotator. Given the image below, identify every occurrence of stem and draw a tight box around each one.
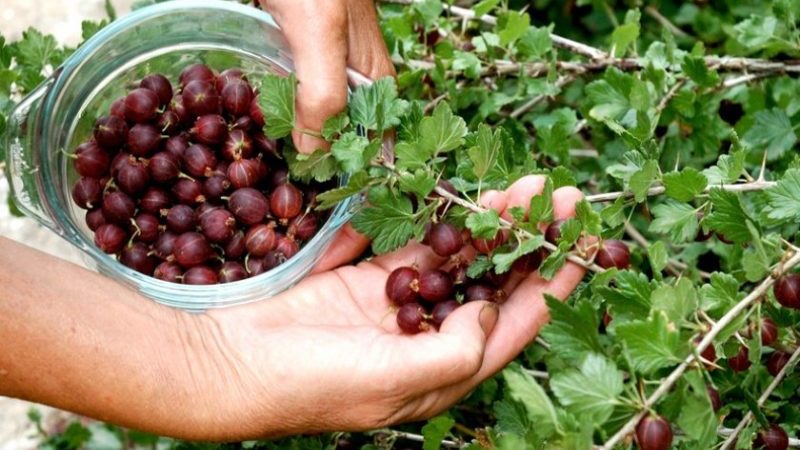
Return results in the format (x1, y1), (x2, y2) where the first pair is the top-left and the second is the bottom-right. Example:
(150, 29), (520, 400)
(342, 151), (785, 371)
(524, 368), (550, 379)
(600, 249), (800, 450)
(585, 180), (777, 203)
(644, 6), (691, 39)
(380, 430), (462, 448)
(656, 78), (687, 114)
(718, 343), (800, 450)
(719, 428), (800, 448)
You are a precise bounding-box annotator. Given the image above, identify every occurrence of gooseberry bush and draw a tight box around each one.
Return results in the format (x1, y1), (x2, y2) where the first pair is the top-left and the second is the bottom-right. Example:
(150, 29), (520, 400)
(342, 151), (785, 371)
(5, 0), (800, 449)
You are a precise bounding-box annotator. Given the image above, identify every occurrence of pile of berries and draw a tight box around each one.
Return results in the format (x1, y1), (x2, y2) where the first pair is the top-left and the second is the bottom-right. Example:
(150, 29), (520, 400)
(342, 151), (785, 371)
(385, 216), (632, 334)
(70, 63), (328, 285)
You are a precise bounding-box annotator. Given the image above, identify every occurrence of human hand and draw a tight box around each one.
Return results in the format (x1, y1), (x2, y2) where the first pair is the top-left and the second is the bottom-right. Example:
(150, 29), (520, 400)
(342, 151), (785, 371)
(257, 0), (395, 154)
(193, 176), (586, 440)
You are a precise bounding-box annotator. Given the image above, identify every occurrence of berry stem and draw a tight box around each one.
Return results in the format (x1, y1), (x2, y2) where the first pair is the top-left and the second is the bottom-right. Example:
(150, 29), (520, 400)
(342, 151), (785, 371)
(600, 248), (800, 450)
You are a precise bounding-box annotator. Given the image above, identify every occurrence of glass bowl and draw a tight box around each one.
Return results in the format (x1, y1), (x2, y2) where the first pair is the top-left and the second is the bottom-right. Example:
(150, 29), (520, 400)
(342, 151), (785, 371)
(2, 0), (359, 311)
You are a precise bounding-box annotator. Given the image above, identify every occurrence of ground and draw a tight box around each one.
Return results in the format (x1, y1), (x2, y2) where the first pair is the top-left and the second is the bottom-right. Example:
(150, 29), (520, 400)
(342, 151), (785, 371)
(1, 1), (133, 448)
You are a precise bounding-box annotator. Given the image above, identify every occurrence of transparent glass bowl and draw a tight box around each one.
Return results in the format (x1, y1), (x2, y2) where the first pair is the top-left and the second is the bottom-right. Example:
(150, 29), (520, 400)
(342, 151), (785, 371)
(2, 0), (358, 311)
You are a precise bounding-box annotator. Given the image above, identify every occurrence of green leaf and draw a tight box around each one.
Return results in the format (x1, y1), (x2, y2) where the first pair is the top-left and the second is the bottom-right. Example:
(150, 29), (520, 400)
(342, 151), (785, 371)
(321, 112), (349, 140)
(468, 124), (501, 179)
(492, 235), (545, 273)
(651, 278), (698, 323)
(586, 68), (633, 123)
(467, 255), (493, 279)
(472, 0), (499, 17)
(662, 168), (708, 202)
(285, 148), (337, 183)
(419, 102), (468, 155)
(575, 200), (602, 236)
(733, 15), (779, 52)
(614, 312), (685, 374)
(80, 19), (108, 42)
(330, 132), (370, 173)
(502, 363), (559, 437)
(676, 373), (718, 447)
(528, 178), (554, 224)
(412, 0), (443, 27)
(743, 108), (798, 161)
(398, 170), (436, 199)
(517, 25), (553, 59)
(259, 74), (295, 139)
(705, 189), (753, 243)
(538, 249), (566, 280)
(650, 200), (699, 242)
(764, 168), (800, 221)
(704, 149), (746, 185)
(316, 171), (371, 210)
(352, 187), (416, 254)
(647, 241), (669, 275)
(422, 415), (455, 450)
(611, 22), (640, 57)
(465, 209), (501, 239)
(700, 272), (741, 312)
(540, 295), (604, 361)
(550, 354), (624, 424)
(348, 77), (408, 131)
(537, 120), (571, 162)
(682, 55), (720, 88)
(629, 160), (660, 202)
(395, 140), (429, 171)
(498, 11), (530, 46)
(596, 271), (655, 320)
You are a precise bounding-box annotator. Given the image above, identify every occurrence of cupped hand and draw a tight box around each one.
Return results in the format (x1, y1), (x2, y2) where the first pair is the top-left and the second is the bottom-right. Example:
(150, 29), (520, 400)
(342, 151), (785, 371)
(258, 0), (395, 154)
(198, 176), (586, 440)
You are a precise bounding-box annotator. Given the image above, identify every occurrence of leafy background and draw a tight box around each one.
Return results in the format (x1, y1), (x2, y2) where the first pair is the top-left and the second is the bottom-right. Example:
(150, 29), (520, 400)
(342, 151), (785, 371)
(2, 0), (800, 449)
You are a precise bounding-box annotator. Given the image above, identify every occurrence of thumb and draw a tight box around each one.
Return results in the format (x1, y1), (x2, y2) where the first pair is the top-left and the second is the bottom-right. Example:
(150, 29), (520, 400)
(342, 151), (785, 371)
(265, 1), (349, 154)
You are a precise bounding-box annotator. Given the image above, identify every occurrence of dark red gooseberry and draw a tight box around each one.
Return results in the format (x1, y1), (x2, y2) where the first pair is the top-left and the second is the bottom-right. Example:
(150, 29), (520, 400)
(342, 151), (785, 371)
(512, 249), (544, 273)
(179, 63), (215, 87)
(386, 267), (420, 306)
(227, 159), (261, 189)
(74, 141), (110, 178)
(127, 123), (162, 157)
(774, 274), (800, 309)
(635, 416), (672, 450)
(275, 235), (300, 259)
(767, 351), (790, 377)
(287, 214), (318, 241)
(192, 114), (227, 146)
(149, 152), (181, 183)
(270, 183), (304, 220)
(231, 115), (254, 131)
(707, 386), (721, 412)
(397, 302), (427, 334)
(198, 208), (235, 243)
(449, 262), (468, 285)
(221, 129), (254, 160)
(85, 208), (107, 231)
(545, 219), (565, 244)
(154, 232), (178, 260)
(250, 97), (265, 127)
(219, 261), (249, 283)
(418, 269), (454, 302)
(183, 266), (219, 285)
(166, 204), (196, 234)
(252, 131), (279, 156)
(157, 110), (180, 135)
(427, 223), (463, 257)
(203, 176), (231, 201)
(221, 82), (253, 117)
(139, 187), (171, 213)
(154, 261), (183, 283)
(431, 300), (460, 328)
(472, 230), (507, 254)
(163, 134), (189, 159)
(120, 242), (158, 276)
(215, 68), (246, 92)
(694, 337), (717, 365)
(124, 88), (160, 123)
(102, 191), (136, 224)
(596, 240), (630, 270)
(140, 74), (173, 106)
(182, 81), (220, 117)
(94, 223), (128, 254)
(225, 231), (247, 260)
(729, 346), (751, 372)
(466, 284), (499, 303)
(245, 224), (277, 256)
(173, 232), (214, 268)
(133, 213), (160, 243)
(72, 177), (103, 209)
(109, 97), (126, 119)
(754, 424), (789, 450)
(172, 179), (206, 205)
(484, 270), (510, 288)
(228, 188), (269, 225)
(760, 318), (779, 346)
(183, 143), (218, 177)
(268, 167), (288, 189)
(115, 159), (150, 195)
(93, 116), (128, 150)
(169, 94), (190, 125)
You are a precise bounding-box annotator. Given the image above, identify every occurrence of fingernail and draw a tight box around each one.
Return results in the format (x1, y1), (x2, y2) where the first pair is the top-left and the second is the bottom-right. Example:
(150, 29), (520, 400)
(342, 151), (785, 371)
(478, 302), (499, 336)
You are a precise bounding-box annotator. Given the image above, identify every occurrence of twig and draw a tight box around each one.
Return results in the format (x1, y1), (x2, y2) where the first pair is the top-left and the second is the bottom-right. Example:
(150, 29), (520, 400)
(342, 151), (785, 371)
(718, 344), (800, 450)
(644, 6), (691, 39)
(384, 430), (462, 448)
(656, 78), (687, 114)
(585, 180), (777, 203)
(569, 149), (599, 158)
(524, 368), (550, 379)
(600, 249), (800, 450)
(508, 75), (575, 119)
(719, 428), (800, 448)
(424, 93), (449, 114)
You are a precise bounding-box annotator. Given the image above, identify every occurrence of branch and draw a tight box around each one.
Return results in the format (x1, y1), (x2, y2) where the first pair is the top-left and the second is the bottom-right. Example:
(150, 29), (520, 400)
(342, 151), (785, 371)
(718, 344), (800, 450)
(600, 249), (800, 450)
(378, 430), (462, 448)
(644, 6), (691, 39)
(585, 180), (777, 203)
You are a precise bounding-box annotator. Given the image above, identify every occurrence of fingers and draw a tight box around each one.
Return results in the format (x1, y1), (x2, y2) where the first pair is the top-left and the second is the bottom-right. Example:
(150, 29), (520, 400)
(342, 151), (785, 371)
(313, 224), (371, 273)
(501, 175), (547, 221)
(346, 0), (397, 80)
(263, 0), (349, 154)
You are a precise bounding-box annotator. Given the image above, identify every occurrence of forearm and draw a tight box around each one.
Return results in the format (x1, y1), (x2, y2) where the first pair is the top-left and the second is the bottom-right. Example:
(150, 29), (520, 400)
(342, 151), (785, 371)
(0, 237), (236, 440)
